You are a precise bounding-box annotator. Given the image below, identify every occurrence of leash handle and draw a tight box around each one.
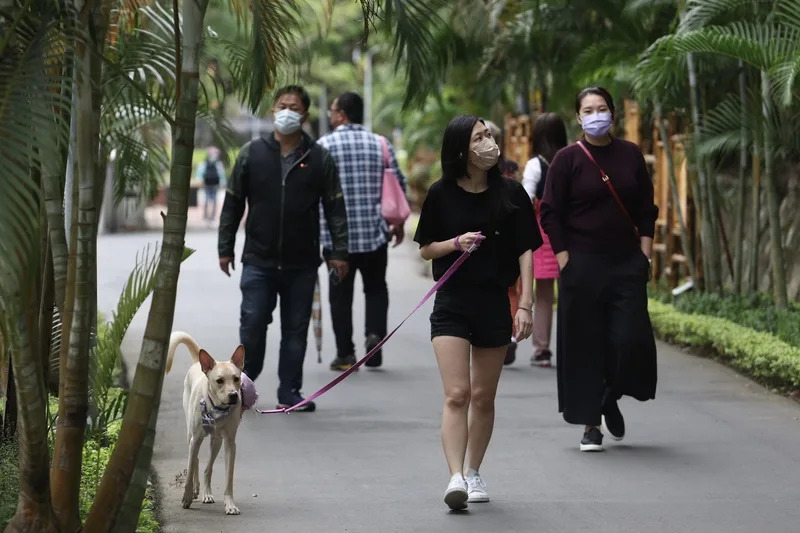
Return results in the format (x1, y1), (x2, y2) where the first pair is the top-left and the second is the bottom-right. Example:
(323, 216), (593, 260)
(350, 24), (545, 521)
(256, 236), (480, 415)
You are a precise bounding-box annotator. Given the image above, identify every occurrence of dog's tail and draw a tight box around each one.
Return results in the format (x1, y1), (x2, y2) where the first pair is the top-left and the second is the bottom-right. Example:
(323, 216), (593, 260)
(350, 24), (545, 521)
(166, 331), (202, 374)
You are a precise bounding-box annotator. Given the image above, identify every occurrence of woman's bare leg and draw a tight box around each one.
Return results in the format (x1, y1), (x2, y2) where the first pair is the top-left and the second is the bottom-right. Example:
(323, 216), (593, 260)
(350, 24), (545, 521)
(433, 336), (472, 475)
(465, 345), (506, 472)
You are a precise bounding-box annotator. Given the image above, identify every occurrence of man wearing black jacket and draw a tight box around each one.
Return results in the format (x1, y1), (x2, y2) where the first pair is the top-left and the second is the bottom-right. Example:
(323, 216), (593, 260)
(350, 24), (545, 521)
(218, 85), (349, 412)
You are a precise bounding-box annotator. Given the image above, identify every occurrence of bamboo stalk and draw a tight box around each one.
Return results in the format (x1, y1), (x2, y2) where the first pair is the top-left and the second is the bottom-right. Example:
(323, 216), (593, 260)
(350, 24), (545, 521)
(655, 101), (696, 283)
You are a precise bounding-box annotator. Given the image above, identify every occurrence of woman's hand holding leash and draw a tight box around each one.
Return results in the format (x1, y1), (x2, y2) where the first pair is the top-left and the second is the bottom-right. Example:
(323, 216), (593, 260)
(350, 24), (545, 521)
(455, 231), (485, 252)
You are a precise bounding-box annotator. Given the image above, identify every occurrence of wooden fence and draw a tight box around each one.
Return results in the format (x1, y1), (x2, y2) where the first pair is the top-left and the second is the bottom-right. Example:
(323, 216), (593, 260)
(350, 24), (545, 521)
(503, 100), (696, 288)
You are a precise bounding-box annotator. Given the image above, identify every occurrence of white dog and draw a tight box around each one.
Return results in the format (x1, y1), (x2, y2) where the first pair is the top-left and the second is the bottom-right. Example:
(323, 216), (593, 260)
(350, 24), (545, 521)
(166, 331), (245, 515)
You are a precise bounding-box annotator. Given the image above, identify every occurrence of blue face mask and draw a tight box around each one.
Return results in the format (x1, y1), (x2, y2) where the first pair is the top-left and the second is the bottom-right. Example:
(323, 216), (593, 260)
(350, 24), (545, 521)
(580, 112), (612, 137)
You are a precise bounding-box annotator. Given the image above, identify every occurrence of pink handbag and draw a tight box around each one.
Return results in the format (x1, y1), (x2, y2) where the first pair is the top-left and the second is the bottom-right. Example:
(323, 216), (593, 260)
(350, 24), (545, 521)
(379, 136), (410, 226)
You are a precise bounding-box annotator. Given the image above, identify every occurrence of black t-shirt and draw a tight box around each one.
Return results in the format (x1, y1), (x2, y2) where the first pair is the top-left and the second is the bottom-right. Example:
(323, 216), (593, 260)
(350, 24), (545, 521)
(413, 178), (542, 288)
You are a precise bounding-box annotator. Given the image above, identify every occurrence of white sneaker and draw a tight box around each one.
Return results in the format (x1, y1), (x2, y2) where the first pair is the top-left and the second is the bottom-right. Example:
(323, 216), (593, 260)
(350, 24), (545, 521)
(466, 473), (490, 503)
(443, 474), (468, 510)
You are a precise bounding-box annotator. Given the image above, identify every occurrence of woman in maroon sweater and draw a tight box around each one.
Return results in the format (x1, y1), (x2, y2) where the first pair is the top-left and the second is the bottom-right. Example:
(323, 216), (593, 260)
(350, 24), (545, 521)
(540, 87), (658, 452)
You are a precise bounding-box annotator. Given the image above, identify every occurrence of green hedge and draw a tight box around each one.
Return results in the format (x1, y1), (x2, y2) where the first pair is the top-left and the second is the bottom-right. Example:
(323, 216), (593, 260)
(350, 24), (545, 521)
(650, 291), (800, 348)
(648, 299), (800, 391)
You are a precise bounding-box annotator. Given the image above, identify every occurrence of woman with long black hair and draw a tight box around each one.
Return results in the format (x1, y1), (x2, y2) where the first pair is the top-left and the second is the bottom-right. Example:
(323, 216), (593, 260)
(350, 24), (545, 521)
(521, 112), (568, 367)
(413, 115), (541, 510)
(540, 87), (659, 452)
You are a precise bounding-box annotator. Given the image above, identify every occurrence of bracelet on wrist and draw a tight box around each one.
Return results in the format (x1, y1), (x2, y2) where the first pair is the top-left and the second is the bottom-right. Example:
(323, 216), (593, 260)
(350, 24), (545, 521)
(453, 235), (462, 251)
(518, 306), (532, 313)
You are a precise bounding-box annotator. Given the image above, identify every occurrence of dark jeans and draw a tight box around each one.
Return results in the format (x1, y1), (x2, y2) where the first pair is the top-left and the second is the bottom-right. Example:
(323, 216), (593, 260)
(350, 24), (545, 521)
(239, 264), (316, 400)
(203, 185), (218, 220)
(324, 245), (388, 356)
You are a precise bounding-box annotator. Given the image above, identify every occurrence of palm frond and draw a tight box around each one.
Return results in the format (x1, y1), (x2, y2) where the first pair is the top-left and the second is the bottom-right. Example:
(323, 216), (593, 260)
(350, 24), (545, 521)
(109, 129), (169, 203)
(378, 0), (452, 109)
(633, 35), (689, 100)
(771, 55), (800, 107)
(678, 0), (773, 32)
(776, 0), (800, 28)
(240, 0), (302, 113)
(665, 22), (799, 72)
(89, 243), (195, 431)
(0, 1), (77, 317)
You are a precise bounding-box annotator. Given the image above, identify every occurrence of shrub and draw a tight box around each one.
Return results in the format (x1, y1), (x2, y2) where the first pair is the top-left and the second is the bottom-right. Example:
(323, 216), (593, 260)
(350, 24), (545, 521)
(648, 299), (800, 391)
(649, 290), (800, 348)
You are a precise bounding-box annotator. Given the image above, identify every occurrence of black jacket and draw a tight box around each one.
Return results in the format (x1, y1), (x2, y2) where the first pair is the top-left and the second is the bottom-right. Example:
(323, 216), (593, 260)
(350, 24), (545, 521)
(218, 132), (348, 269)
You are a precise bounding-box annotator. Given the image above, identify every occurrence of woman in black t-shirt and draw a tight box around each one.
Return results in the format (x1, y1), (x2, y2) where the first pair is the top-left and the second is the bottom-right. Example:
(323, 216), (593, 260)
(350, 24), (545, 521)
(413, 115), (542, 510)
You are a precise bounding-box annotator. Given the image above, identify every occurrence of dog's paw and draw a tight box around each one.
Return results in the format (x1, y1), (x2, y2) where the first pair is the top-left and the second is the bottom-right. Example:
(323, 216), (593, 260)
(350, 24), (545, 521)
(224, 497), (240, 515)
(193, 486), (200, 499)
(181, 493), (193, 509)
(202, 493), (215, 504)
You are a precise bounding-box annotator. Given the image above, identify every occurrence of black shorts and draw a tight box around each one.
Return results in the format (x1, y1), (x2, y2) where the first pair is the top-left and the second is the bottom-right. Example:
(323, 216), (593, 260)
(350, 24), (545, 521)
(430, 286), (512, 348)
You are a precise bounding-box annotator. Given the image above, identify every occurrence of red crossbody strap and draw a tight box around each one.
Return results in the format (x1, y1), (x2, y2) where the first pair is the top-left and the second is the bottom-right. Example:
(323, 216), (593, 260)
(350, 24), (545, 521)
(576, 141), (640, 238)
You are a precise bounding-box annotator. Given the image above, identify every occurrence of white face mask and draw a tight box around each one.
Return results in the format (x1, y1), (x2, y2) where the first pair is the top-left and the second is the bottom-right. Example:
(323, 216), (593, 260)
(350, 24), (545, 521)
(274, 109), (303, 135)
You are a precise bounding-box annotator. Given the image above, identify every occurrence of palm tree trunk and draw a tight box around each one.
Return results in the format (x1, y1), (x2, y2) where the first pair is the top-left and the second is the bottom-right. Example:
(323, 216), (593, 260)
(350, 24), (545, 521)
(3, 291), (57, 533)
(49, 31), (95, 533)
(687, 52), (721, 292)
(112, 389), (163, 533)
(83, 1), (210, 530)
(50, 1), (108, 526)
(654, 100), (696, 282)
(733, 62), (747, 293)
(760, 72), (788, 308)
(748, 153), (761, 293)
(43, 151), (68, 313)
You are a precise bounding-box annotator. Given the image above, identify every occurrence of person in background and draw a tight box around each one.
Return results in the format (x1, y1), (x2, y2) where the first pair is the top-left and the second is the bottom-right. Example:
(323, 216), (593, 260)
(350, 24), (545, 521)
(196, 146), (226, 225)
(218, 85), (349, 412)
(521, 113), (568, 367)
(484, 120), (523, 365)
(320, 91), (407, 371)
(540, 86), (658, 452)
(414, 115), (540, 510)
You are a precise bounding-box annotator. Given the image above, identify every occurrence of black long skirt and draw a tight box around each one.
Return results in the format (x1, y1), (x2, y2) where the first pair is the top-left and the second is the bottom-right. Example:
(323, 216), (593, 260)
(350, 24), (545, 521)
(556, 250), (657, 426)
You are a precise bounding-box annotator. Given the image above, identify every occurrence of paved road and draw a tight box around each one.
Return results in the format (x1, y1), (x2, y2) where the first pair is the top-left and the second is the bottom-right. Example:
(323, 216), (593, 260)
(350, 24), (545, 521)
(99, 226), (800, 533)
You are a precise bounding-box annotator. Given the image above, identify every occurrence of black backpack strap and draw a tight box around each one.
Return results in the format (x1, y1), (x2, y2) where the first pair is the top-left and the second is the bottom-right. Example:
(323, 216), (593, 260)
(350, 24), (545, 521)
(534, 156), (549, 200)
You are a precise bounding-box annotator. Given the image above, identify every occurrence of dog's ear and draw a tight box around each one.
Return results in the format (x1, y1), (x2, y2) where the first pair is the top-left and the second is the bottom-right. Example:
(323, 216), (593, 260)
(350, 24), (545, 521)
(230, 345), (245, 371)
(198, 349), (216, 374)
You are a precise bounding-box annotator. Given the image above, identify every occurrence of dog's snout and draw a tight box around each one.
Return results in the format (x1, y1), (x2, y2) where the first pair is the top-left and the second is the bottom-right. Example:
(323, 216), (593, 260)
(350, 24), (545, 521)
(228, 392), (239, 404)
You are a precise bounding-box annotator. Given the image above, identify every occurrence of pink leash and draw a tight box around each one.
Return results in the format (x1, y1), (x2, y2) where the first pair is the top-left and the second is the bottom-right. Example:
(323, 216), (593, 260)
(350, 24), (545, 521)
(256, 237), (480, 415)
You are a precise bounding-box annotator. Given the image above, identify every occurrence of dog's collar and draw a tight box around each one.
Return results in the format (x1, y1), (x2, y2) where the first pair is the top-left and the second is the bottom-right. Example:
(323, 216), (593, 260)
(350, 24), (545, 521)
(200, 396), (232, 434)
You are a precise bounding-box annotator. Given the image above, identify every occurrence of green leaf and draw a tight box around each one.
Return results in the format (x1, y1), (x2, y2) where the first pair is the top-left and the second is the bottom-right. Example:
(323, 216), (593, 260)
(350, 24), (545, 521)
(89, 243), (195, 433)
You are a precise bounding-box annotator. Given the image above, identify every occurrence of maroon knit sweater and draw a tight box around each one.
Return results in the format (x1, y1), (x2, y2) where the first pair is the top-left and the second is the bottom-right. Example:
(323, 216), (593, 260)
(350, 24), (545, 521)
(540, 137), (658, 254)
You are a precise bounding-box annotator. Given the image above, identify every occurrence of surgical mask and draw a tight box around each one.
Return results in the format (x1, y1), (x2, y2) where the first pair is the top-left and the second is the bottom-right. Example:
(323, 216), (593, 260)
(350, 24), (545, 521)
(469, 138), (500, 170)
(273, 109), (303, 135)
(580, 112), (613, 137)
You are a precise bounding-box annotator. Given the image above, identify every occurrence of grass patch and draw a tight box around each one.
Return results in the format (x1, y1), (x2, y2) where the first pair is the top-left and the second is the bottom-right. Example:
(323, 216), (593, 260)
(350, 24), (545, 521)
(648, 298), (800, 394)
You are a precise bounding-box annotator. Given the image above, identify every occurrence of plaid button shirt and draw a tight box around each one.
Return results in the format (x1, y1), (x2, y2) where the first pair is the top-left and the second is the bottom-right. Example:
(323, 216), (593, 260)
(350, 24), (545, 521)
(318, 124), (407, 253)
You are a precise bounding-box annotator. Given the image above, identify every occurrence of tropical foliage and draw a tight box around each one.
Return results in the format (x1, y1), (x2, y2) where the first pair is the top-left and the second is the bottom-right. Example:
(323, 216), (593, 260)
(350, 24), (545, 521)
(3, 0), (800, 531)
(0, 0), (456, 531)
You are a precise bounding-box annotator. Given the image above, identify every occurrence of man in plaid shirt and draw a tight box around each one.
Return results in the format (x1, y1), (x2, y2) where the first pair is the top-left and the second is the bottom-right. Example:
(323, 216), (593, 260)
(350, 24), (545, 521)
(319, 91), (407, 371)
